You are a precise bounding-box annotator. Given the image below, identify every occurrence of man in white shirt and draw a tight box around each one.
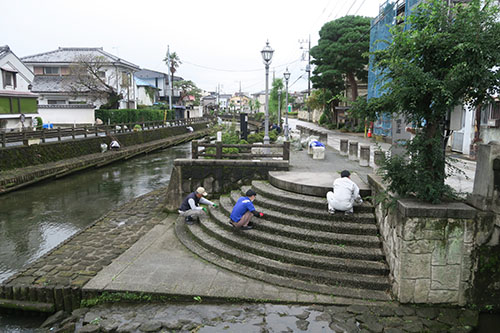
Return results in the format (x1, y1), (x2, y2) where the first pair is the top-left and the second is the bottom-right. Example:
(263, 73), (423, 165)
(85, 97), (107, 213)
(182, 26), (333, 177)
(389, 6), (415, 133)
(178, 187), (217, 224)
(326, 170), (363, 216)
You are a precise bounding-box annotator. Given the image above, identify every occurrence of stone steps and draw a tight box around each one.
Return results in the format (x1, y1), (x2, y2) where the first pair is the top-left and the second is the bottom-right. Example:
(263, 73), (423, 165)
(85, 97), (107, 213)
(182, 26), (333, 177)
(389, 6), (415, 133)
(225, 193), (379, 236)
(251, 180), (374, 213)
(217, 197), (382, 249)
(207, 207), (389, 275)
(240, 186), (375, 223)
(177, 180), (392, 302)
(175, 219), (391, 302)
(185, 221), (391, 294)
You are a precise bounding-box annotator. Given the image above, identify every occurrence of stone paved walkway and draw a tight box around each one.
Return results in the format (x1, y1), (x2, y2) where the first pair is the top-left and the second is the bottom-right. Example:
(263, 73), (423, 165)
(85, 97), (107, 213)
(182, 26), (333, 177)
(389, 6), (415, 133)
(288, 119), (476, 195)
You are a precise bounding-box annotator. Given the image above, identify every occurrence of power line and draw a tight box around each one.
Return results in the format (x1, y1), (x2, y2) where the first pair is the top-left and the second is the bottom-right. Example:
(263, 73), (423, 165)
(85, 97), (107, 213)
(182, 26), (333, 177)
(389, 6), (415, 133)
(353, 0), (368, 16)
(182, 58), (301, 73)
(345, 0), (359, 16)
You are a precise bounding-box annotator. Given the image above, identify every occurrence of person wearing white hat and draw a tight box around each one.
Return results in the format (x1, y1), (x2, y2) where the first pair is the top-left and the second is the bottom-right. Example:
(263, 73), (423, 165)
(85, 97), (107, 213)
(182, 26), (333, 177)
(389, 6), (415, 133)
(178, 187), (217, 224)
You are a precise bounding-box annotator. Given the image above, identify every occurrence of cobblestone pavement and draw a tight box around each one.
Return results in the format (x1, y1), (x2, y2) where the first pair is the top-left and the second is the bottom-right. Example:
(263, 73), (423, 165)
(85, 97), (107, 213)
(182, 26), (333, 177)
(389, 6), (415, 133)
(43, 302), (478, 332)
(3, 187), (168, 291)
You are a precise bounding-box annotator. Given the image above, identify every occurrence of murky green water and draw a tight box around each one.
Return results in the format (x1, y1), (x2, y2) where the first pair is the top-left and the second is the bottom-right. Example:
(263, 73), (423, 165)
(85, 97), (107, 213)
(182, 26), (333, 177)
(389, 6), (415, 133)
(0, 143), (191, 330)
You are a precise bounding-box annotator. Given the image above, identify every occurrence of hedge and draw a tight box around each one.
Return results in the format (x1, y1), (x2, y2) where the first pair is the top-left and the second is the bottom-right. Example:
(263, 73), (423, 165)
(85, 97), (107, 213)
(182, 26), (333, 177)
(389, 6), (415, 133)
(95, 109), (175, 124)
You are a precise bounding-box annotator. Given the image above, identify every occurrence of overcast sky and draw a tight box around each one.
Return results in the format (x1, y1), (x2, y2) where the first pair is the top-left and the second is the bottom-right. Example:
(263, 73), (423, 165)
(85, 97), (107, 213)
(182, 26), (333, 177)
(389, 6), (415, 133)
(2, 0), (383, 94)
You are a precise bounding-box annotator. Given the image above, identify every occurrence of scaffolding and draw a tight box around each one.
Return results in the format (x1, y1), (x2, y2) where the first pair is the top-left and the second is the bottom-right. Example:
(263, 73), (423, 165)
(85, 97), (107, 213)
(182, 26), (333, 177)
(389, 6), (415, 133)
(367, 0), (422, 137)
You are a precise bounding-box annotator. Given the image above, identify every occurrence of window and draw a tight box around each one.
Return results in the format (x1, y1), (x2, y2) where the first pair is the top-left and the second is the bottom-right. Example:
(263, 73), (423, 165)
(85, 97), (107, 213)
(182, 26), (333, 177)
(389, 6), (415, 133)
(97, 71), (106, 78)
(47, 100), (67, 105)
(44, 67), (60, 75)
(0, 96), (37, 114)
(2, 69), (17, 88)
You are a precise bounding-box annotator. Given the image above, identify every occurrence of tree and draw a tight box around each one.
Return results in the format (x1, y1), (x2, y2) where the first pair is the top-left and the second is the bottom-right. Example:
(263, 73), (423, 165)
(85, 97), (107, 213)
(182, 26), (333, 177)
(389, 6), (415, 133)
(163, 51), (181, 103)
(69, 54), (122, 109)
(371, 0), (500, 202)
(173, 80), (201, 106)
(310, 15), (371, 103)
(268, 78), (284, 124)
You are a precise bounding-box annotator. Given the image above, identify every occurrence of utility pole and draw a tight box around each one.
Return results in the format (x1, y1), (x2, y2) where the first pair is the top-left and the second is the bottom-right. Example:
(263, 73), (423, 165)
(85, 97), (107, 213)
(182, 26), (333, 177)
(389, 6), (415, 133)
(239, 81), (242, 112)
(166, 45), (172, 110)
(300, 36), (312, 121)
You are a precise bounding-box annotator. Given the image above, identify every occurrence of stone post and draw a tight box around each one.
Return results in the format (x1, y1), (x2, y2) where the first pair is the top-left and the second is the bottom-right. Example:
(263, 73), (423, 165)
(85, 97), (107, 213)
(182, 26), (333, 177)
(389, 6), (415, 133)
(283, 141), (290, 161)
(374, 150), (385, 167)
(348, 141), (358, 161)
(340, 139), (348, 156)
(192, 140), (198, 159)
(359, 145), (370, 167)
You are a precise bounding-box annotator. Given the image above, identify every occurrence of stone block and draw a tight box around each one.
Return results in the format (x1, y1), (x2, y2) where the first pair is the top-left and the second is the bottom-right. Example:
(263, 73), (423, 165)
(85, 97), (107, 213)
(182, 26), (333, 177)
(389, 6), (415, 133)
(464, 220), (475, 244)
(446, 221), (465, 239)
(348, 141), (358, 161)
(401, 253), (431, 279)
(427, 289), (458, 304)
(414, 279), (431, 303)
(431, 265), (460, 290)
(446, 238), (463, 265)
(404, 239), (435, 254)
(312, 146), (325, 159)
(432, 244), (447, 266)
(398, 278), (416, 303)
(339, 139), (348, 156)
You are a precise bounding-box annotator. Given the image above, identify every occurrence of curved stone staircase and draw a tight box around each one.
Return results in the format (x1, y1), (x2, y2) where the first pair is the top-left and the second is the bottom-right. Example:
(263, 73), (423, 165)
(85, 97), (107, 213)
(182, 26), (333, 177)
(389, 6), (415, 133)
(175, 180), (392, 302)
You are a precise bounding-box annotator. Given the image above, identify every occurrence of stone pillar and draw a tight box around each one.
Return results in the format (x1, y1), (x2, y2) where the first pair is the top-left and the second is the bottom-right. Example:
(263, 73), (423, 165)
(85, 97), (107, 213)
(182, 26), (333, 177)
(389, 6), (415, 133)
(359, 145), (370, 167)
(340, 139), (348, 156)
(469, 141), (500, 214)
(374, 150), (385, 167)
(348, 141), (358, 161)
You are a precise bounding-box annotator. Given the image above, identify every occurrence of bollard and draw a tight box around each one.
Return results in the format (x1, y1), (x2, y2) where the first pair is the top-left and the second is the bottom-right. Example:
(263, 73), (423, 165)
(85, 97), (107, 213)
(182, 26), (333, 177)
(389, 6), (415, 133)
(349, 141), (359, 161)
(374, 150), (386, 167)
(319, 132), (328, 144)
(359, 145), (370, 167)
(340, 139), (348, 156)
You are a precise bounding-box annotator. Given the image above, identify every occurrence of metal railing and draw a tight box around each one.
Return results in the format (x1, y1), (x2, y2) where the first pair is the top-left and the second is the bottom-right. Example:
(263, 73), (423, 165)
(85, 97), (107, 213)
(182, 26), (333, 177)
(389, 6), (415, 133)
(1, 117), (210, 148)
(192, 140), (290, 160)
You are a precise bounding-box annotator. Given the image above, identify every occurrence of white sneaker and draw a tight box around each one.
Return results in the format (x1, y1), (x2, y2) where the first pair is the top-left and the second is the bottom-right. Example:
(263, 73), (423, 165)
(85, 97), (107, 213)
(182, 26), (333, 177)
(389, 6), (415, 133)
(328, 209), (335, 215)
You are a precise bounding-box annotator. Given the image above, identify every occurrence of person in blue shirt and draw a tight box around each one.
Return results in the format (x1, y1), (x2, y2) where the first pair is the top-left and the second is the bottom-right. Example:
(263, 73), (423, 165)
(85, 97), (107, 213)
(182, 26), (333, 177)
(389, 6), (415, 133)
(229, 189), (264, 230)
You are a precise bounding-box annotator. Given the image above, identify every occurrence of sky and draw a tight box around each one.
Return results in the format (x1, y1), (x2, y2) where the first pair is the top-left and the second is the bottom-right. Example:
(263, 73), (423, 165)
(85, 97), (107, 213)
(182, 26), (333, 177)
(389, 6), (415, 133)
(1, 0), (383, 95)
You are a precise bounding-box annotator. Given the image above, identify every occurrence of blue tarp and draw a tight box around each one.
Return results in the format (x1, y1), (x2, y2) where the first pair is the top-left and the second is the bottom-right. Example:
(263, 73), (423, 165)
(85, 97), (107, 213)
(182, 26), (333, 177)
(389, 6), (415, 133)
(309, 140), (325, 148)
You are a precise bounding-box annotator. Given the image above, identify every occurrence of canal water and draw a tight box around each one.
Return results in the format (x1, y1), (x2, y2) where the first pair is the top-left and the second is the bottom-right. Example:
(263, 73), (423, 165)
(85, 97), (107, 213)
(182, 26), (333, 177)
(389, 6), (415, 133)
(0, 142), (191, 331)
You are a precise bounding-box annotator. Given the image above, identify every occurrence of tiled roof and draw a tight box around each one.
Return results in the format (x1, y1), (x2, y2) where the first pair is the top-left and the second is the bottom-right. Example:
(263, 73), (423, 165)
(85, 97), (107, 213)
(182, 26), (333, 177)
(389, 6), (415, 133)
(30, 75), (87, 93)
(0, 45), (10, 60)
(135, 68), (183, 81)
(21, 47), (140, 70)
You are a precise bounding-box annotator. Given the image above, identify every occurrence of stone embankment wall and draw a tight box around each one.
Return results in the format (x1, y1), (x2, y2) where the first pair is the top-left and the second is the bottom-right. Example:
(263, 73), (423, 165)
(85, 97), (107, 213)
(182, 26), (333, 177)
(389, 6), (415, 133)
(164, 159), (289, 212)
(368, 174), (498, 306)
(0, 122), (209, 171)
(0, 122), (211, 194)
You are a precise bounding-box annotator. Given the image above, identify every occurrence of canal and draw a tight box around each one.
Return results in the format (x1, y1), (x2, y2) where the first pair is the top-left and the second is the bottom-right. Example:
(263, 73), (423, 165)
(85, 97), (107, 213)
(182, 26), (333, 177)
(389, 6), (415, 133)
(0, 142), (191, 331)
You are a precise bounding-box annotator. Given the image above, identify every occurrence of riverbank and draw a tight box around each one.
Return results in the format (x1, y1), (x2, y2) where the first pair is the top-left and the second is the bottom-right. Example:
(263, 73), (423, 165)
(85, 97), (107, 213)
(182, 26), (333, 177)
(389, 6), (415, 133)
(0, 123), (211, 194)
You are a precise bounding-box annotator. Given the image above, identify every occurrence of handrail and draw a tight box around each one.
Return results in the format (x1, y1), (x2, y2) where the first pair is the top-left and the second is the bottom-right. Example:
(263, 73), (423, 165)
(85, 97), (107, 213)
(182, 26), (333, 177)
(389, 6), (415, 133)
(192, 140), (290, 160)
(1, 117), (212, 148)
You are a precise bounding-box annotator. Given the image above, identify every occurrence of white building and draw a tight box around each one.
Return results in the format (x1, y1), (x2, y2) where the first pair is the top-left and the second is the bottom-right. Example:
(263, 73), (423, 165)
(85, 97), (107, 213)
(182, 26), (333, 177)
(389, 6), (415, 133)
(21, 47), (140, 126)
(0, 46), (39, 130)
(134, 68), (182, 104)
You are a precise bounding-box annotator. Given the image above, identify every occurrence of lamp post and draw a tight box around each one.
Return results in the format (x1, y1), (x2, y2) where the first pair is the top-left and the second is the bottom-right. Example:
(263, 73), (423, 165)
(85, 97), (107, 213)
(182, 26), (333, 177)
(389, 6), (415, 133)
(278, 88), (282, 131)
(283, 67), (291, 140)
(261, 40), (274, 144)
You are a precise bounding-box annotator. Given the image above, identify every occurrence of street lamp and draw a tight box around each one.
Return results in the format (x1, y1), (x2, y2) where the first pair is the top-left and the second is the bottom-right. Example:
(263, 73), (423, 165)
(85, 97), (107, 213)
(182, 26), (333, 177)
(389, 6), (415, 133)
(278, 88), (282, 131)
(261, 40), (274, 144)
(283, 67), (291, 140)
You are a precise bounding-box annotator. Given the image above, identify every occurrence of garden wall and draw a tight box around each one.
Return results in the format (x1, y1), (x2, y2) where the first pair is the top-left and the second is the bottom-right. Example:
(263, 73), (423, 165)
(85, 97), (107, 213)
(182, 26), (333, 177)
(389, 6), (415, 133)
(164, 158), (289, 211)
(369, 174), (498, 306)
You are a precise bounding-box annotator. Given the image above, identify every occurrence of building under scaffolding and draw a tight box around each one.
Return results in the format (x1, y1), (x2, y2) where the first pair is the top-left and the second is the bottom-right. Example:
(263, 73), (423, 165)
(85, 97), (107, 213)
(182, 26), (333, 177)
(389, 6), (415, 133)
(367, 0), (422, 138)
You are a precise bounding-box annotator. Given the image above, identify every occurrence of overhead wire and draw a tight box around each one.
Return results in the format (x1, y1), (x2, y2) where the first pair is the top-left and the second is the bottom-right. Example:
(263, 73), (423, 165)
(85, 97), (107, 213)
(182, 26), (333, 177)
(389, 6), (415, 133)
(182, 58), (301, 73)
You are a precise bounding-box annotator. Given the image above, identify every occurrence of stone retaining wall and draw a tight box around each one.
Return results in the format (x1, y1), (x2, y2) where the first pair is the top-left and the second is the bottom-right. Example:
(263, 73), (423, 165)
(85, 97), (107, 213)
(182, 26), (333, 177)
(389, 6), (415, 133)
(164, 159), (289, 211)
(0, 126), (212, 194)
(368, 174), (498, 306)
(0, 122), (209, 171)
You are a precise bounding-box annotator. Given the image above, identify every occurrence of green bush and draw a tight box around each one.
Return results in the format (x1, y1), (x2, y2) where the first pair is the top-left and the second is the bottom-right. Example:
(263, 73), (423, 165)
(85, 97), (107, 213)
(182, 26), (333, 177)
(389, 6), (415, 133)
(318, 112), (328, 125)
(253, 112), (265, 122)
(35, 117), (43, 130)
(95, 108), (175, 124)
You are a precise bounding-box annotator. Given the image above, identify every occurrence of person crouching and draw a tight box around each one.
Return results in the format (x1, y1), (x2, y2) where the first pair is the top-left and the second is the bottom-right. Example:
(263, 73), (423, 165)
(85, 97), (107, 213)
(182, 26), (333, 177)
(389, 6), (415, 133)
(179, 187), (217, 225)
(229, 189), (264, 230)
(326, 170), (363, 216)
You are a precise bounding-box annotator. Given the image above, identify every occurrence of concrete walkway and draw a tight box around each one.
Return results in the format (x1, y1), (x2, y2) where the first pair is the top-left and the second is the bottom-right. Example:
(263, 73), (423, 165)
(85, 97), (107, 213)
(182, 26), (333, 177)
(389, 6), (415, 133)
(288, 118), (476, 195)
